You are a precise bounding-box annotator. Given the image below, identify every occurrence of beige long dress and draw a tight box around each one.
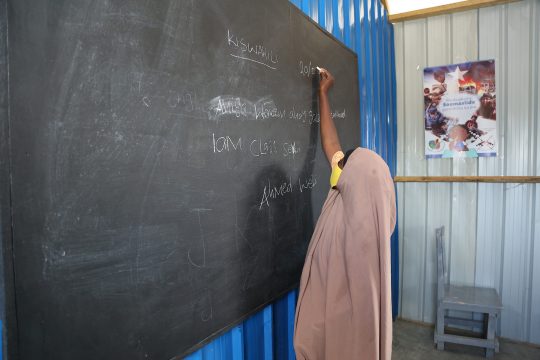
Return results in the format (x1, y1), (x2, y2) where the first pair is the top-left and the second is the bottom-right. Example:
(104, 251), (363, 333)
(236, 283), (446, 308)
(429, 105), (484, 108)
(294, 148), (396, 360)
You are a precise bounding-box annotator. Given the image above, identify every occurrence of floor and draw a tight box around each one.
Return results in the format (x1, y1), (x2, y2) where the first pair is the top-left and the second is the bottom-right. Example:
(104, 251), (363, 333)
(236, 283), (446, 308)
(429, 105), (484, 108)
(393, 319), (540, 360)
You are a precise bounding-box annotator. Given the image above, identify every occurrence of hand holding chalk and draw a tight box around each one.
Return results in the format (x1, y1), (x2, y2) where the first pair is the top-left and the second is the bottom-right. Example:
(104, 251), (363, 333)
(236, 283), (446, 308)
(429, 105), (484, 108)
(317, 67), (334, 94)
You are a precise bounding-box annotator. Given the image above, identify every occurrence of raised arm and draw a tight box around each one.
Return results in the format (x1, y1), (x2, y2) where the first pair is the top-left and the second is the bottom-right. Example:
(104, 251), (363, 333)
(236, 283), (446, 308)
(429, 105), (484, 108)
(317, 68), (342, 165)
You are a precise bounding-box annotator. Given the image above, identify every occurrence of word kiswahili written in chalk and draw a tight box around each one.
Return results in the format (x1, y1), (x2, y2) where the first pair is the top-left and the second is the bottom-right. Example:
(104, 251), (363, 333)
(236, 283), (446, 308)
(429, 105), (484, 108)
(259, 175), (317, 210)
(227, 29), (279, 70)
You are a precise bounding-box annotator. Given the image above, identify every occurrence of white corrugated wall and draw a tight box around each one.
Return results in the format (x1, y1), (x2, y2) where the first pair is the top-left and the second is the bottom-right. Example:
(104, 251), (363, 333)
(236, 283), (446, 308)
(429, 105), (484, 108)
(394, 0), (540, 345)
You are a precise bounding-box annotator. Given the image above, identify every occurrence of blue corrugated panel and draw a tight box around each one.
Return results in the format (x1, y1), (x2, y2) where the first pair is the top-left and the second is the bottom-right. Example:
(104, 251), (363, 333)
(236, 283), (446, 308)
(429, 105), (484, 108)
(387, 8), (399, 320)
(186, 1), (397, 358)
(343, 0), (351, 47)
(272, 290), (297, 360)
(318, 0), (326, 28)
(332, 0), (341, 41)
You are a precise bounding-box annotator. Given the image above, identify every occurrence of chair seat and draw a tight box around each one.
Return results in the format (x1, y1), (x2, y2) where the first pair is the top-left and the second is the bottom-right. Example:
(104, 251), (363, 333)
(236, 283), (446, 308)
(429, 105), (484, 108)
(443, 285), (502, 312)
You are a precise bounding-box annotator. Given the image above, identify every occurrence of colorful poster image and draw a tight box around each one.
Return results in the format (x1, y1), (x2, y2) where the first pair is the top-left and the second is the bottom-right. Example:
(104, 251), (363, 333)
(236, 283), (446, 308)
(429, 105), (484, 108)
(423, 60), (497, 158)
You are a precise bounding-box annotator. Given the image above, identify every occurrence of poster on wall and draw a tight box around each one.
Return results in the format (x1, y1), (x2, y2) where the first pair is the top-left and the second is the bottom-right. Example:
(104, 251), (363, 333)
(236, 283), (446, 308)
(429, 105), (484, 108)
(423, 59), (497, 158)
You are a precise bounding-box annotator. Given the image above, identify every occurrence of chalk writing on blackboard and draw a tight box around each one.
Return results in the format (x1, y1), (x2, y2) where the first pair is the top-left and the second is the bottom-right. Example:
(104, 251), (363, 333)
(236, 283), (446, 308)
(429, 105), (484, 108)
(283, 142), (301, 158)
(193, 289), (213, 322)
(212, 134), (301, 159)
(299, 59), (318, 78)
(227, 29), (279, 70)
(207, 96), (347, 125)
(187, 209), (213, 268)
(258, 175), (318, 210)
(207, 95), (286, 121)
(212, 134), (243, 153)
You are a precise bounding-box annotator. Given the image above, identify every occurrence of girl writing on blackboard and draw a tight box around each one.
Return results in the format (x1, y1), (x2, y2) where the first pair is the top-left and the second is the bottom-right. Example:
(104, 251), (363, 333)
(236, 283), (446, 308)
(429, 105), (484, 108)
(294, 68), (396, 360)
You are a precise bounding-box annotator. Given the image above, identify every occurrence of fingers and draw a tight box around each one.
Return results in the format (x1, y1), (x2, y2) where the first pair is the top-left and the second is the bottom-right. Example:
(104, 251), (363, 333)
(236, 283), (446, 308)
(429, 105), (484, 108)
(317, 67), (328, 79)
(317, 67), (334, 82)
(317, 67), (334, 94)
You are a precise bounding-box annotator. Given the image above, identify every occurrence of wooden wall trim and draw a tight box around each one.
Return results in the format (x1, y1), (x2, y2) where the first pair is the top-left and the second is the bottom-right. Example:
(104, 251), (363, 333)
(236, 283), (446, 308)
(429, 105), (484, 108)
(394, 176), (540, 183)
(388, 0), (520, 22)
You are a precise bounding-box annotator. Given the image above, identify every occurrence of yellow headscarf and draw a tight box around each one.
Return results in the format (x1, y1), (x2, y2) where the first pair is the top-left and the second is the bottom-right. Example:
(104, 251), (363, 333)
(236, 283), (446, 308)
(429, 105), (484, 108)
(330, 164), (342, 188)
(330, 150), (345, 188)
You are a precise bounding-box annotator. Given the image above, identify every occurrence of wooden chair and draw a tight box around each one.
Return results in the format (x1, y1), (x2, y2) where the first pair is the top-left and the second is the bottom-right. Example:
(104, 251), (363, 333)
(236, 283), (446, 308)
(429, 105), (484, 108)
(434, 226), (503, 357)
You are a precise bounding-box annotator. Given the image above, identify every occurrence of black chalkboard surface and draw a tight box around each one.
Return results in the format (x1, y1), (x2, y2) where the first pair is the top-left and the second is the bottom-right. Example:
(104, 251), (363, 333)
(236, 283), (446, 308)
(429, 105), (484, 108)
(8, 0), (359, 358)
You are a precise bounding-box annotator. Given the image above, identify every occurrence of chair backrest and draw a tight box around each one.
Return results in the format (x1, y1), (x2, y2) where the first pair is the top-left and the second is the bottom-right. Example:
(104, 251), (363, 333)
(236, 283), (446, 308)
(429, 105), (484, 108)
(436, 226), (447, 302)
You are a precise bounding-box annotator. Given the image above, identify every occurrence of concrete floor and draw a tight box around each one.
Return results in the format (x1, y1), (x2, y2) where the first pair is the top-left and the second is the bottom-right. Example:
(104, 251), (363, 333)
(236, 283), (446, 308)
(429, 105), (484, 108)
(393, 319), (540, 360)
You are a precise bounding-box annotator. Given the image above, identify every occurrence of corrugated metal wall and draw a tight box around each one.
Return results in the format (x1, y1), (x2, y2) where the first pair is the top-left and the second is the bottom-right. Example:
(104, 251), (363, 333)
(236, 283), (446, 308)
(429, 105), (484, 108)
(394, 0), (540, 345)
(186, 0), (397, 358)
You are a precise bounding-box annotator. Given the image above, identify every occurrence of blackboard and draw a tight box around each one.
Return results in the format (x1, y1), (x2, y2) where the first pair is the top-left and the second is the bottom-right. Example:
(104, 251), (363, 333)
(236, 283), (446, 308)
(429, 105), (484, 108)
(0, 0), (11, 355)
(7, 0), (359, 358)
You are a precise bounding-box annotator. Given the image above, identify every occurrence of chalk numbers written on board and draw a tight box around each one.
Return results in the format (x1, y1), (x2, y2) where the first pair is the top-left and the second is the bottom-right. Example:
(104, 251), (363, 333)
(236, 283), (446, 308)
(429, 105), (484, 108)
(299, 59), (318, 78)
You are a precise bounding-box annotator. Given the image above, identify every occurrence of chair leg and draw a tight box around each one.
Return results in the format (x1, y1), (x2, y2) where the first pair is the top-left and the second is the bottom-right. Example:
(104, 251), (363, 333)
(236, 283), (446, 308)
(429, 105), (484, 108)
(485, 313), (496, 358)
(483, 313), (488, 337)
(436, 307), (445, 350)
